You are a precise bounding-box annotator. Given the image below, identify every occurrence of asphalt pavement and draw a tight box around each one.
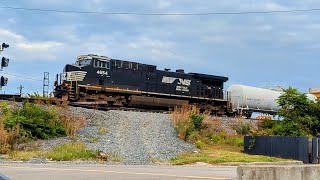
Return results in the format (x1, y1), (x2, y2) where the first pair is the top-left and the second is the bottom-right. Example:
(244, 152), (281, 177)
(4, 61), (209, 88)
(0, 164), (237, 180)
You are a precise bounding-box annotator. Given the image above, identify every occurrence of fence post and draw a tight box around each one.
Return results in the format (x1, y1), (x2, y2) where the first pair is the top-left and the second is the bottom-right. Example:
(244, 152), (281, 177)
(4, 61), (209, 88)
(312, 138), (318, 164)
(298, 137), (310, 163)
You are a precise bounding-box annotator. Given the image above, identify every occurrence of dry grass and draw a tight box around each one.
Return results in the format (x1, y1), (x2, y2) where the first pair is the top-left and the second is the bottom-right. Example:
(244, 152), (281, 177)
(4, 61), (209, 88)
(56, 107), (86, 137)
(0, 120), (20, 154)
(202, 117), (223, 133)
(169, 105), (199, 140)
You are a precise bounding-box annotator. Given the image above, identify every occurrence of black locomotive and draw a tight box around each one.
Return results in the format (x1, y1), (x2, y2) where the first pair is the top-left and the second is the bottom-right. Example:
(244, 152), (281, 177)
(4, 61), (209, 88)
(54, 54), (232, 114)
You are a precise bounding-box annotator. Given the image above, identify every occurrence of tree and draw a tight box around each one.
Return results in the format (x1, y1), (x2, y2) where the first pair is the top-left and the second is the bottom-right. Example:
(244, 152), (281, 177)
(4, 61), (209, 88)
(274, 87), (320, 137)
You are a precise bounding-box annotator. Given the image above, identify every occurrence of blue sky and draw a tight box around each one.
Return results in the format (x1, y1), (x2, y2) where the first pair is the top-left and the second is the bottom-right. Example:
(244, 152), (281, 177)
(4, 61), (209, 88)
(0, 0), (319, 95)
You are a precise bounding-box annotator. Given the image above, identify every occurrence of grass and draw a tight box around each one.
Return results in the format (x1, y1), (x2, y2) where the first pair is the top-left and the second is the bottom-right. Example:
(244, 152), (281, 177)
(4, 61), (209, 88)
(6, 143), (97, 161)
(170, 144), (290, 165)
(107, 153), (123, 163)
(46, 143), (96, 161)
(8, 151), (46, 161)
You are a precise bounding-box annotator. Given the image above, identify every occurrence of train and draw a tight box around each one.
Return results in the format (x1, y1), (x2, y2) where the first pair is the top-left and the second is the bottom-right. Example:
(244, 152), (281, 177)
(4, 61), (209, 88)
(53, 54), (317, 118)
(53, 54), (233, 115)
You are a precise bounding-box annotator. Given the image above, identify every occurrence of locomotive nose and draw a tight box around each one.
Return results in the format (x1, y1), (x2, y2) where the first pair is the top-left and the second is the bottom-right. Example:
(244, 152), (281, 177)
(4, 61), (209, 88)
(63, 64), (80, 72)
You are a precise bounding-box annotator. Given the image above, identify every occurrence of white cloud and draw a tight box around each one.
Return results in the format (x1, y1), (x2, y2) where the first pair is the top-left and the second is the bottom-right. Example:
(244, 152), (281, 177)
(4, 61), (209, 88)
(0, 29), (24, 42)
(0, 28), (64, 61)
(17, 42), (63, 51)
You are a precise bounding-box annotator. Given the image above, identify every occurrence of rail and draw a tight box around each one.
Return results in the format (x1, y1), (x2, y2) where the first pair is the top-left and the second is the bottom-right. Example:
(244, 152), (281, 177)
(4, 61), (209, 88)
(0, 94), (169, 113)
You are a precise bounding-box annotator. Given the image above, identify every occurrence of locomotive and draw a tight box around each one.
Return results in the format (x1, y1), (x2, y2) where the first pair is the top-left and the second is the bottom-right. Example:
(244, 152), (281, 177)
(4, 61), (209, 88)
(54, 54), (233, 115)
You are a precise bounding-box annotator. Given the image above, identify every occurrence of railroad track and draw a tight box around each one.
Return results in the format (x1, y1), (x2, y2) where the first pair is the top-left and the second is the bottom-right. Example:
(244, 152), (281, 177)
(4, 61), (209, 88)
(0, 94), (169, 113)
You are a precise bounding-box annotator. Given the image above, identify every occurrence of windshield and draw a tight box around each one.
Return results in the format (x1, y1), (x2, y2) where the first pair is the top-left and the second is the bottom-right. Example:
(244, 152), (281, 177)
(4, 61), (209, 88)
(78, 60), (91, 66)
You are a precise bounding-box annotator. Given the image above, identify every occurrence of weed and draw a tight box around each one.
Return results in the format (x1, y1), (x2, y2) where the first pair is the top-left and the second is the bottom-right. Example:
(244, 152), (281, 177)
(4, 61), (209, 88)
(85, 135), (100, 143)
(195, 140), (204, 149)
(97, 127), (107, 135)
(57, 110), (86, 137)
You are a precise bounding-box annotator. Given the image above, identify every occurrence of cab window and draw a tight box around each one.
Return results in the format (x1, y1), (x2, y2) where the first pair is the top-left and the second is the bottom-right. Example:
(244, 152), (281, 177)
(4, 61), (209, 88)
(94, 60), (110, 69)
(78, 60), (92, 66)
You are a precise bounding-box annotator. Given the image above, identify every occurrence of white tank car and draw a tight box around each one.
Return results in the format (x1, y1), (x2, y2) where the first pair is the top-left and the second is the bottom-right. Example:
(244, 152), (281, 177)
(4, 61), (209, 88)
(227, 84), (317, 118)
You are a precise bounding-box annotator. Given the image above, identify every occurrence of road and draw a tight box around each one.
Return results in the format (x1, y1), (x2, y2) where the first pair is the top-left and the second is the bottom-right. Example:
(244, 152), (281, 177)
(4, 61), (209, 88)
(0, 164), (237, 180)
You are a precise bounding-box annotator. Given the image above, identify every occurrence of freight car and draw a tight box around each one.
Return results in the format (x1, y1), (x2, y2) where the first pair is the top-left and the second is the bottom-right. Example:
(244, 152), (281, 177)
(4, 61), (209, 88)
(54, 54), (233, 115)
(227, 84), (317, 118)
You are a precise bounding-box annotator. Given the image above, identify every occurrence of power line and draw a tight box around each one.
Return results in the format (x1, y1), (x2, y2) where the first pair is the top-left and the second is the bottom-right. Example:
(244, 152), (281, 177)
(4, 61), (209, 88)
(0, 72), (43, 81)
(1, 6), (320, 16)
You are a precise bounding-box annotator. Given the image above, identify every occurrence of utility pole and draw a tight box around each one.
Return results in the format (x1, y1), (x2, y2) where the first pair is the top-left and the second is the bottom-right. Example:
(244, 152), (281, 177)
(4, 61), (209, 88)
(17, 85), (24, 96)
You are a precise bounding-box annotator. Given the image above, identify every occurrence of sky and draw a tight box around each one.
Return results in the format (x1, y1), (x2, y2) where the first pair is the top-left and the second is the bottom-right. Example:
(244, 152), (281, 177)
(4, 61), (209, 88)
(0, 0), (320, 96)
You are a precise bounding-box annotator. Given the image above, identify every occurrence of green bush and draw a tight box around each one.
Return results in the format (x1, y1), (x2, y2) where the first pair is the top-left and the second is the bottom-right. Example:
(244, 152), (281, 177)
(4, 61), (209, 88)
(235, 124), (250, 135)
(190, 114), (205, 131)
(3, 102), (66, 140)
(195, 140), (204, 149)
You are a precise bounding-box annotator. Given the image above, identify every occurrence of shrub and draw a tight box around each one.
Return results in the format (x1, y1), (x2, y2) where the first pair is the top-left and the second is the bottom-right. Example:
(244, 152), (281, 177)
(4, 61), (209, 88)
(190, 114), (205, 131)
(3, 103), (66, 140)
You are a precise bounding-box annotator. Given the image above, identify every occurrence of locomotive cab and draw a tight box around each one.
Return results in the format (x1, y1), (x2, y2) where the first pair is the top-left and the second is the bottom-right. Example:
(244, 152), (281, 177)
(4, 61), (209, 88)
(77, 55), (92, 66)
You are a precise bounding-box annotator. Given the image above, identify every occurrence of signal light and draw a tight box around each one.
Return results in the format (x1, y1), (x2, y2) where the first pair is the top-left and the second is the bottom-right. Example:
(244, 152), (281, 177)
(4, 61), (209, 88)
(0, 76), (8, 86)
(1, 43), (9, 49)
(1, 57), (9, 68)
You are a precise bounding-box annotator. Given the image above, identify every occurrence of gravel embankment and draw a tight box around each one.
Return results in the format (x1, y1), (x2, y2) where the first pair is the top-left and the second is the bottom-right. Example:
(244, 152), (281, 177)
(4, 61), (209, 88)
(0, 100), (259, 165)
(40, 108), (196, 165)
